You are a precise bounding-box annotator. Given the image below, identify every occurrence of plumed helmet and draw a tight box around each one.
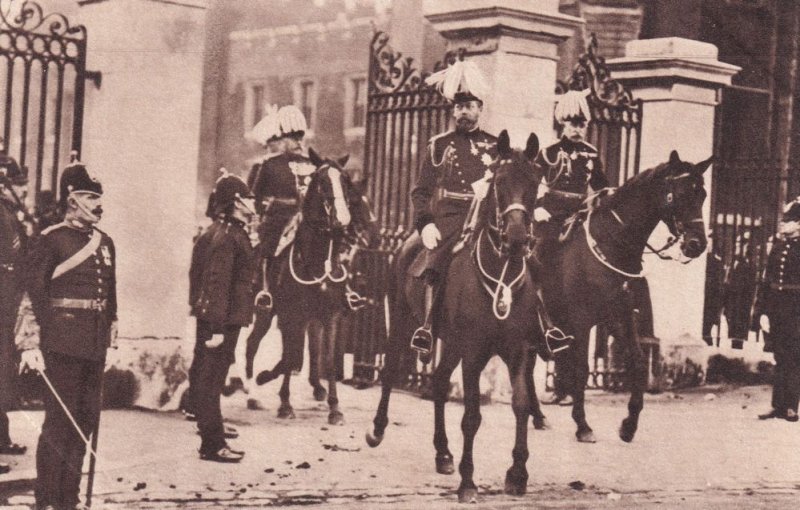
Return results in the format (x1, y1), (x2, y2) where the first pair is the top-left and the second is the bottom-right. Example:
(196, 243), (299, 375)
(424, 59), (489, 104)
(782, 196), (800, 222)
(277, 105), (308, 138)
(554, 89), (592, 124)
(59, 155), (102, 208)
(209, 168), (254, 216)
(0, 152), (26, 187)
(246, 104), (282, 145)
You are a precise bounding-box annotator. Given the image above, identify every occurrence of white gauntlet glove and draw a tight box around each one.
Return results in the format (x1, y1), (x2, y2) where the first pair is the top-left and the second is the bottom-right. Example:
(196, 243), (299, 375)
(421, 223), (441, 250)
(533, 207), (552, 222)
(20, 348), (45, 374)
(759, 314), (770, 334)
(205, 334), (224, 348)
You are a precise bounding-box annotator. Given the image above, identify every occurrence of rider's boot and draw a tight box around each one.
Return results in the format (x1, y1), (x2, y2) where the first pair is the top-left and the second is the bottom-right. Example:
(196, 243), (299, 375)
(535, 288), (572, 359)
(410, 281), (437, 360)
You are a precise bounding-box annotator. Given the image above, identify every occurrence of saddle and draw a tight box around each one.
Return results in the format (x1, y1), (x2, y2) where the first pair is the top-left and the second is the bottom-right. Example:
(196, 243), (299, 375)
(273, 212), (303, 257)
(558, 188), (615, 243)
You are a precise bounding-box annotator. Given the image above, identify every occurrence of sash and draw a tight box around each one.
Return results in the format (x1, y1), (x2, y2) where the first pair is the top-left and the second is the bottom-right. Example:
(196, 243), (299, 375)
(52, 229), (102, 280)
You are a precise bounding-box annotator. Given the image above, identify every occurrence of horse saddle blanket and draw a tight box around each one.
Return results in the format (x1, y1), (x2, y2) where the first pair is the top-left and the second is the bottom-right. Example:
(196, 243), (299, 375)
(274, 212), (302, 257)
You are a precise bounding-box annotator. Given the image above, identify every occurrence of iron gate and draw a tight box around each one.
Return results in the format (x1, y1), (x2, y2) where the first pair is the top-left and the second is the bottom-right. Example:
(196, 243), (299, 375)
(0, 1), (91, 202)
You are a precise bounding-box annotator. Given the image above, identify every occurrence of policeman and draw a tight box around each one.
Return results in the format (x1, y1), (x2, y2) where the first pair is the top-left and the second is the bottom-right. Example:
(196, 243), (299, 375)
(408, 60), (497, 354)
(189, 172), (257, 462)
(22, 160), (117, 509)
(755, 197), (800, 423)
(533, 89), (608, 406)
(0, 145), (29, 473)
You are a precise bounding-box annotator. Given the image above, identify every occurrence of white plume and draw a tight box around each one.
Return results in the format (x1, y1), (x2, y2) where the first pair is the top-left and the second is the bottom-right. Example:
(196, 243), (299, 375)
(425, 59), (489, 102)
(554, 89), (592, 123)
(246, 104), (280, 144)
(278, 104), (308, 134)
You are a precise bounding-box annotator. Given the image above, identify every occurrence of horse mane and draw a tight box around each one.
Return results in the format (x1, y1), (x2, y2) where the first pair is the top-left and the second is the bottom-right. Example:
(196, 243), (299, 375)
(602, 161), (671, 209)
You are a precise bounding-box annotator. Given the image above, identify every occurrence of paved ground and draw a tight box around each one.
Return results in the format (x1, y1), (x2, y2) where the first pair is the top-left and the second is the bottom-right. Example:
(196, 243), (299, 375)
(1, 382), (799, 508)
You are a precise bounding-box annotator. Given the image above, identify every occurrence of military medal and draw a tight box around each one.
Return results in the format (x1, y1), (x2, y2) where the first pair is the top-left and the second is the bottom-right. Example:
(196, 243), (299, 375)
(587, 160), (594, 170)
(101, 245), (112, 266)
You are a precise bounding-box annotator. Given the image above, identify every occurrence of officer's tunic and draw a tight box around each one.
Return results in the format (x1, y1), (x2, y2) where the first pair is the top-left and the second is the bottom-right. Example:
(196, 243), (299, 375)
(754, 235), (800, 414)
(188, 217), (256, 454)
(251, 152), (314, 259)
(410, 128), (497, 278)
(26, 221), (116, 509)
(0, 197), (26, 439)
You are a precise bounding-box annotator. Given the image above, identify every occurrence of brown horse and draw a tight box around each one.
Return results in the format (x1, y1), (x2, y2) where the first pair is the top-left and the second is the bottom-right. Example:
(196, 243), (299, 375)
(367, 131), (548, 503)
(253, 149), (378, 424)
(553, 151), (712, 443)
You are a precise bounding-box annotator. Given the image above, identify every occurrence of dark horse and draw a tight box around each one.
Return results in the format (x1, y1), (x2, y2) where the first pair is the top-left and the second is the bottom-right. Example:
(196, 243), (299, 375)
(553, 150), (711, 443)
(252, 149), (378, 424)
(367, 131), (547, 503)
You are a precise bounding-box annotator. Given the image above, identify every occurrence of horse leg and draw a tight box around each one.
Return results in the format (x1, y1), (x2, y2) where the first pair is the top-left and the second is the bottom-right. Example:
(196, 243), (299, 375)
(568, 323), (596, 443)
(307, 320), (327, 402)
(504, 349), (531, 496)
(245, 308), (273, 380)
(614, 291), (647, 442)
(325, 317), (344, 426)
(457, 352), (490, 504)
(432, 344), (460, 475)
(527, 349), (550, 430)
(277, 371), (295, 419)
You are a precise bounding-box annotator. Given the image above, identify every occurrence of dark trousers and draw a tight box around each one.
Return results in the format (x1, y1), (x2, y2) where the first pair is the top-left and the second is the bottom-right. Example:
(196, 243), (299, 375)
(194, 320), (239, 455)
(771, 339), (800, 414)
(0, 319), (16, 445)
(35, 351), (104, 509)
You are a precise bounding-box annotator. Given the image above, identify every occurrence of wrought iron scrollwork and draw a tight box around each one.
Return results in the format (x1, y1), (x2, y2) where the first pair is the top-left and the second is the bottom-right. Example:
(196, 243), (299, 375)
(556, 33), (641, 128)
(0, 1), (86, 40)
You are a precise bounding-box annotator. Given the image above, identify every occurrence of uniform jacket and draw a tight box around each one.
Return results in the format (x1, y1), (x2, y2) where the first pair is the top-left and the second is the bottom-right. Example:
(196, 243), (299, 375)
(754, 236), (800, 340)
(27, 221), (117, 361)
(189, 218), (256, 331)
(411, 128), (497, 235)
(533, 137), (608, 224)
(0, 197), (26, 323)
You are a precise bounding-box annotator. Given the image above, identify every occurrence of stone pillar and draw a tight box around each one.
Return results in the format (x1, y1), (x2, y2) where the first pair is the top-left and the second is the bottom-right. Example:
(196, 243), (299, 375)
(77, 0), (208, 339)
(607, 38), (740, 360)
(423, 0), (583, 147)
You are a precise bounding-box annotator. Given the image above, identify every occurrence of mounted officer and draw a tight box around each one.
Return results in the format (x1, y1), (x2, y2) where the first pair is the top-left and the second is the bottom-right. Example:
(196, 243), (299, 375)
(407, 60), (497, 354)
(245, 104), (284, 190)
(190, 172), (257, 462)
(0, 143), (30, 473)
(22, 159), (117, 510)
(754, 197), (800, 423)
(533, 89), (608, 405)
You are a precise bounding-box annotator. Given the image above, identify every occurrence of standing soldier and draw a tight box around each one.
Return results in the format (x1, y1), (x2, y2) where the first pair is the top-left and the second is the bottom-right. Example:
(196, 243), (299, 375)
(407, 60), (497, 355)
(533, 89), (608, 406)
(0, 145), (29, 474)
(247, 105), (316, 387)
(189, 172), (257, 462)
(21, 160), (117, 509)
(755, 197), (800, 423)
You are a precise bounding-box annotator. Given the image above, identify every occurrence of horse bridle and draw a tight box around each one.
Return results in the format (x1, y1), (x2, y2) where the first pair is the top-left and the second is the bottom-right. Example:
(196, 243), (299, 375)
(650, 171), (705, 261)
(487, 165), (535, 256)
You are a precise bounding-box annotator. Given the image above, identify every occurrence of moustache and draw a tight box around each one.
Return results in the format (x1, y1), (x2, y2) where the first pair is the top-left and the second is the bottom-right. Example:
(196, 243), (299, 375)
(92, 207), (103, 215)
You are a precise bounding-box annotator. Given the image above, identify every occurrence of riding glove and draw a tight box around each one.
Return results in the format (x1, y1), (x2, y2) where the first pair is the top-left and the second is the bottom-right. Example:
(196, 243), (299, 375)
(421, 223), (441, 250)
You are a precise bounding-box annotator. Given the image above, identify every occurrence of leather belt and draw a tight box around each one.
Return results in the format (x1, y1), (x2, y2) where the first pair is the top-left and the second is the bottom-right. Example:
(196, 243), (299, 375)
(547, 190), (586, 201)
(51, 298), (108, 311)
(770, 283), (800, 292)
(442, 190), (474, 201)
(263, 197), (298, 207)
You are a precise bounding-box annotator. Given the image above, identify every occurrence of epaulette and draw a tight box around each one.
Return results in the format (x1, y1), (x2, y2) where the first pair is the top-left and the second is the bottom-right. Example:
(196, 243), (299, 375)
(428, 130), (453, 146)
(40, 221), (68, 236)
(92, 226), (110, 237)
(263, 152), (281, 162)
(581, 140), (599, 153)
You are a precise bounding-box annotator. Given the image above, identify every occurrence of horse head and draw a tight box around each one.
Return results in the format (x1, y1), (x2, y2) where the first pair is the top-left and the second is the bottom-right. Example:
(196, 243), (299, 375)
(306, 148), (379, 248)
(658, 150), (712, 258)
(486, 130), (539, 257)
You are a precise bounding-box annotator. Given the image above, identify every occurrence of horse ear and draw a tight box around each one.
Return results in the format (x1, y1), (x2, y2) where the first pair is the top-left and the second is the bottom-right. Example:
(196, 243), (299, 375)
(695, 156), (714, 174)
(523, 132), (539, 161)
(498, 130), (511, 157)
(308, 148), (323, 167)
(337, 154), (350, 168)
(669, 150), (681, 165)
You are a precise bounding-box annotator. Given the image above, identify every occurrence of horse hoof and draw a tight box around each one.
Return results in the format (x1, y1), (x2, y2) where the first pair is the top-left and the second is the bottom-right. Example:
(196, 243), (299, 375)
(313, 386), (328, 402)
(533, 416), (551, 430)
(619, 418), (637, 443)
(504, 479), (528, 496)
(277, 406), (295, 419)
(576, 428), (597, 443)
(457, 486), (478, 504)
(256, 370), (278, 386)
(435, 453), (454, 475)
(328, 411), (344, 426)
(365, 430), (384, 448)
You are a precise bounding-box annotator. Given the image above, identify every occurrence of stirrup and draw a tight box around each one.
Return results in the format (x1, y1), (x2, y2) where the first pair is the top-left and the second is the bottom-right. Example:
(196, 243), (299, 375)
(345, 289), (368, 311)
(254, 290), (273, 312)
(410, 327), (433, 355)
(545, 327), (572, 357)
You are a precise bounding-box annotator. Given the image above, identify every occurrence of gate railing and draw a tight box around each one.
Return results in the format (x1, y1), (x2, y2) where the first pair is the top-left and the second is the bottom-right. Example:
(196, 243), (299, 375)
(0, 0), (89, 200)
